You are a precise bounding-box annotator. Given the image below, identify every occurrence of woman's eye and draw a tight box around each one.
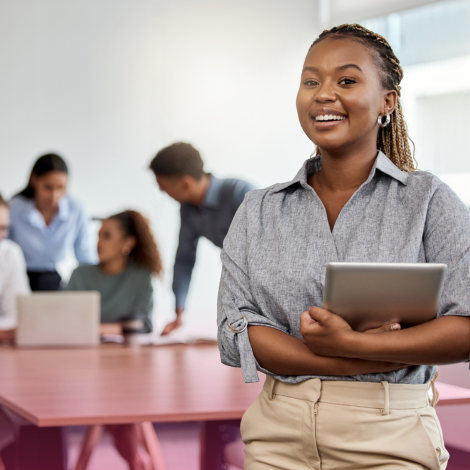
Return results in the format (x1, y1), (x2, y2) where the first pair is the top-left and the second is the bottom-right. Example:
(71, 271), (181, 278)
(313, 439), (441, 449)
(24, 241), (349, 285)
(304, 80), (319, 86)
(339, 78), (356, 85)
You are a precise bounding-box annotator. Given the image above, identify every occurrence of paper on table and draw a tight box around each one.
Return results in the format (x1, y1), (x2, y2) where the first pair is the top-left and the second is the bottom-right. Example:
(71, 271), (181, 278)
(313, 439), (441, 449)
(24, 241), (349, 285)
(101, 332), (217, 346)
(140, 333), (217, 346)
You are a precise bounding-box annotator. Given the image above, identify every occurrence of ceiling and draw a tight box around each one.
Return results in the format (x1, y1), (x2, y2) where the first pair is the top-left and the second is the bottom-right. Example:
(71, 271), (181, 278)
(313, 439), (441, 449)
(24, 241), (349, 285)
(326, 0), (444, 25)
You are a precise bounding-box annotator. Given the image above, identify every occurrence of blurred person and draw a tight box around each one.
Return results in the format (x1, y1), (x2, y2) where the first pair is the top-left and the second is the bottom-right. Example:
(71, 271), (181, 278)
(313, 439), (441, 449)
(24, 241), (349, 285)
(0, 193), (30, 341)
(217, 24), (469, 469)
(0, 186), (68, 469)
(0, 193), (29, 463)
(149, 143), (255, 335)
(8, 153), (96, 291)
(2, 153), (95, 469)
(68, 210), (162, 470)
(68, 210), (162, 332)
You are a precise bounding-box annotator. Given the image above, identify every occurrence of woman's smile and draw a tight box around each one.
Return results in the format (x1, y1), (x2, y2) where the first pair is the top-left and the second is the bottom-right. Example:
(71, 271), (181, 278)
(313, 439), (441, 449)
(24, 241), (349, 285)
(311, 107), (348, 130)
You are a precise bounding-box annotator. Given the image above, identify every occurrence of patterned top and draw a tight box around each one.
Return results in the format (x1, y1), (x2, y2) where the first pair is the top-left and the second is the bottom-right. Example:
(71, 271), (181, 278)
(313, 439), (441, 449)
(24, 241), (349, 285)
(217, 152), (470, 384)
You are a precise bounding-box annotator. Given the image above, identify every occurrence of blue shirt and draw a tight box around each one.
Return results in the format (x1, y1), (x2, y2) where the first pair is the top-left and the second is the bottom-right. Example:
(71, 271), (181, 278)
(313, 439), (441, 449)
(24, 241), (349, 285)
(173, 174), (255, 309)
(8, 195), (97, 271)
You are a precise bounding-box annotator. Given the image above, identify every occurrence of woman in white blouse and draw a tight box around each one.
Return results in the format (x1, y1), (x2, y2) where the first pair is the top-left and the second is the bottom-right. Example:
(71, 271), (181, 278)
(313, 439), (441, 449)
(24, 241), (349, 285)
(0, 193), (30, 341)
(0, 193), (30, 459)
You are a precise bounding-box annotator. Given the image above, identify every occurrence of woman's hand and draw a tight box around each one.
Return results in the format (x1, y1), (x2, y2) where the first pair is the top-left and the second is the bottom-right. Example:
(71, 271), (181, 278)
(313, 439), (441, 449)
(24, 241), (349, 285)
(249, 324), (406, 377)
(300, 306), (401, 357)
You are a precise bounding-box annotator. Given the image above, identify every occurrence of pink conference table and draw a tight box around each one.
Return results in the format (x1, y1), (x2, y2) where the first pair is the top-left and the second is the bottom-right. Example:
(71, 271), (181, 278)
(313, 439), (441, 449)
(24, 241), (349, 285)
(0, 343), (468, 469)
(0, 343), (264, 470)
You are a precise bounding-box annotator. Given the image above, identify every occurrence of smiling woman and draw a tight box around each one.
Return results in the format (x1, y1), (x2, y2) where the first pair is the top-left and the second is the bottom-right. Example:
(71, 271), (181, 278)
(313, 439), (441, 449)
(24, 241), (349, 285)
(299, 24), (414, 172)
(217, 24), (470, 469)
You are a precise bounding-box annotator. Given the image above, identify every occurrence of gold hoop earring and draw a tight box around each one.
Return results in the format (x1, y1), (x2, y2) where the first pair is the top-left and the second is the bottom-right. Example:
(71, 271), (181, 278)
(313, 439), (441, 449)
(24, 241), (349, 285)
(122, 247), (131, 256)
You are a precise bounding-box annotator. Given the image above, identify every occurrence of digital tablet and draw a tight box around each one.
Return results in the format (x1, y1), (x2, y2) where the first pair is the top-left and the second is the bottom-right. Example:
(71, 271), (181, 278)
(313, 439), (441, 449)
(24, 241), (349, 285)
(322, 263), (447, 332)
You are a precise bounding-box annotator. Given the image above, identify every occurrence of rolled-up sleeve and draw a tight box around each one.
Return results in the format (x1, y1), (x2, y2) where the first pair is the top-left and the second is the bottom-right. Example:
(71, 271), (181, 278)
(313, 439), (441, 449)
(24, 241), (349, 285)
(217, 198), (287, 383)
(423, 182), (470, 319)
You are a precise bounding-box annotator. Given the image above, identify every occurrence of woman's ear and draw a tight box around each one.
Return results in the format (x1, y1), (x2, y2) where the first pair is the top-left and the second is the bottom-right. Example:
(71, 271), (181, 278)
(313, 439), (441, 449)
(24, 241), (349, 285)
(126, 235), (137, 252)
(383, 90), (398, 115)
(30, 174), (38, 189)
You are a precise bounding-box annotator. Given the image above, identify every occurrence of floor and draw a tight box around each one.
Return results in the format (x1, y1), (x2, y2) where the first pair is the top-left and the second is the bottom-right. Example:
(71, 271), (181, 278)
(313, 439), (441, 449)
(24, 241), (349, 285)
(66, 423), (200, 470)
(65, 423), (470, 470)
(446, 447), (470, 470)
(66, 422), (241, 470)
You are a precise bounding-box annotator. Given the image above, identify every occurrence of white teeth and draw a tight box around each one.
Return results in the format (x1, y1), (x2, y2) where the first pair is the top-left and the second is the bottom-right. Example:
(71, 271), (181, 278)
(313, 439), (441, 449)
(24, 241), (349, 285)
(315, 114), (346, 122)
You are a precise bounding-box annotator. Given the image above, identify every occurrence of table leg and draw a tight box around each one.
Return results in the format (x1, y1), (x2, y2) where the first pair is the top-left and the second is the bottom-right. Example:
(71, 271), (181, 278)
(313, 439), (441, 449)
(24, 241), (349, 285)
(74, 425), (103, 470)
(140, 422), (167, 470)
(200, 420), (241, 470)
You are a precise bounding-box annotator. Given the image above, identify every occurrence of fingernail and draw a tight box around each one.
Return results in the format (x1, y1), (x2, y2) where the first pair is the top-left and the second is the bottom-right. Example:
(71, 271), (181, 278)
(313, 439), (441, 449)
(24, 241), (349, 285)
(391, 324), (400, 330)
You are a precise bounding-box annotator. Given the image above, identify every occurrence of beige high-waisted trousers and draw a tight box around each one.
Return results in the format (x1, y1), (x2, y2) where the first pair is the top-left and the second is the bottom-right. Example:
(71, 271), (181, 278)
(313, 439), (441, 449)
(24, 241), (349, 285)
(241, 376), (449, 470)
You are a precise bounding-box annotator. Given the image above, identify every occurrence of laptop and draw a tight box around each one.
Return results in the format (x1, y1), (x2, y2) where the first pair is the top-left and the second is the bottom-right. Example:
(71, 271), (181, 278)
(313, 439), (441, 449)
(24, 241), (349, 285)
(16, 292), (100, 347)
(322, 263), (447, 332)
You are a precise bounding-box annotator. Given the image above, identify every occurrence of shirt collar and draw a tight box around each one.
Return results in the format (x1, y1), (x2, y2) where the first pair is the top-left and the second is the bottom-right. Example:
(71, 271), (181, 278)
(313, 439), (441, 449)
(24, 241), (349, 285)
(23, 195), (70, 226)
(202, 174), (222, 208)
(57, 196), (70, 221)
(374, 151), (408, 185)
(272, 150), (408, 193)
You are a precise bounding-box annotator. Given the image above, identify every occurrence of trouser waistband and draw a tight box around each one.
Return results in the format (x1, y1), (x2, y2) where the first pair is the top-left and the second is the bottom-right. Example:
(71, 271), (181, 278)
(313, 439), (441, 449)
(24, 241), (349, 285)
(263, 376), (431, 415)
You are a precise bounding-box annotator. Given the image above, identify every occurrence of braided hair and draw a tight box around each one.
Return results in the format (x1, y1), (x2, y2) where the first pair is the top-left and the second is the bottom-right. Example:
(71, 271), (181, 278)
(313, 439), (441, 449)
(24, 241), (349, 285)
(311, 24), (416, 173)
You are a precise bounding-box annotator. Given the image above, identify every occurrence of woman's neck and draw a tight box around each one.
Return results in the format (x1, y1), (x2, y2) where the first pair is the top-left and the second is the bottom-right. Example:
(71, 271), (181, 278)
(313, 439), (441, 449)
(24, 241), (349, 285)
(100, 257), (128, 275)
(35, 202), (59, 227)
(308, 144), (379, 232)
(312, 144), (378, 192)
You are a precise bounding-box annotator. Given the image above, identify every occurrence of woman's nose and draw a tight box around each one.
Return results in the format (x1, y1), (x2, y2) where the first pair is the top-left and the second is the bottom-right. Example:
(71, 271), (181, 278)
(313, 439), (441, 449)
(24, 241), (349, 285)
(314, 84), (336, 103)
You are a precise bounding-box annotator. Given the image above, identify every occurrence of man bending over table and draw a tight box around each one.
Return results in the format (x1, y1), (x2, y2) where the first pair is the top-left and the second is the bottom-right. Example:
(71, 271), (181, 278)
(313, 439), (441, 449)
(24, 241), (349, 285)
(149, 142), (255, 335)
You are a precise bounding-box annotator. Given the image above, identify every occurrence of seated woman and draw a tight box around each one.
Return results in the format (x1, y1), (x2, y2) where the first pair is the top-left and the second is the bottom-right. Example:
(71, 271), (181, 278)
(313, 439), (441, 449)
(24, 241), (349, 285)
(68, 210), (162, 332)
(0, 193), (30, 462)
(0, 193), (30, 341)
(9, 153), (97, 291)
(0, 194), (68, 470)
(68, 210), (162, 470)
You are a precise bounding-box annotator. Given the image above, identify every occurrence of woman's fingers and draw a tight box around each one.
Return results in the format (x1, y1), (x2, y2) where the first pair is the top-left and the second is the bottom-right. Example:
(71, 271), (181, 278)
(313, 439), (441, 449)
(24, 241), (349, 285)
(300, 310), (319, 327)
(364, 323), (401, 334)
(307, 306), (331, 323)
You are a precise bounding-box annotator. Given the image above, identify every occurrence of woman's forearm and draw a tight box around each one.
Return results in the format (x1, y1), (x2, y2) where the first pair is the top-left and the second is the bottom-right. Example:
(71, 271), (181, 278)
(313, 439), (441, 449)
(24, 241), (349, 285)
(248, 325), (403, 376)
(343, 316), (470, 365)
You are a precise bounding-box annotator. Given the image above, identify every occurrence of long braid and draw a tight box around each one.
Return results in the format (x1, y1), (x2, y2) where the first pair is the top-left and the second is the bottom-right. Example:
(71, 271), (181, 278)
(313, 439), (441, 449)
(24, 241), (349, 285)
(312, 24), (416, 172)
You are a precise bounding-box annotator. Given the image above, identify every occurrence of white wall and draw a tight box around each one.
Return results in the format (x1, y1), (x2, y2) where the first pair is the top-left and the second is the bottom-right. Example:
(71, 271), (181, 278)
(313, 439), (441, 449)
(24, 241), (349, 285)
(401, 54), (470, 206)
(0, 0), (316, 336)
(400, 54), (470, 454)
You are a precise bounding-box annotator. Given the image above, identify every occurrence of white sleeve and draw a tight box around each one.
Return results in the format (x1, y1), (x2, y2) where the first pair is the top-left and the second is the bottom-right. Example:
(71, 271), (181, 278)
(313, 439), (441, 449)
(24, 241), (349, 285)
(0, 243), (30, 330)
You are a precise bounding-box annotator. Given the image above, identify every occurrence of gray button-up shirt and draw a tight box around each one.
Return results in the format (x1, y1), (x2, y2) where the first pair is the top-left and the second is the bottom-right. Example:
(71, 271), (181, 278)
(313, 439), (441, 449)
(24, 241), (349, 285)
(173, 174), (255, 309)
(217, 152), (470, 384)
